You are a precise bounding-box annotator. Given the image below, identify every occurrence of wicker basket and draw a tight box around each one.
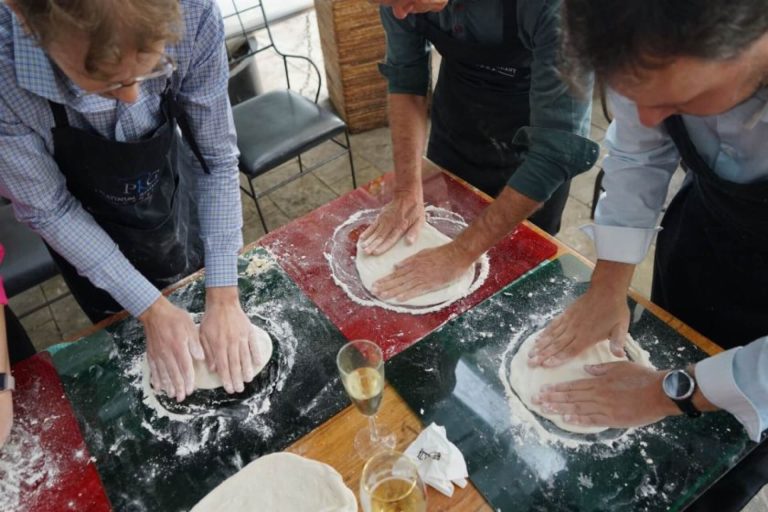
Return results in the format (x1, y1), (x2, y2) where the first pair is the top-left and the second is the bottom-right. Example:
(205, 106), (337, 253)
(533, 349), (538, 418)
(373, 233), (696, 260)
(315, 0), (389, 133)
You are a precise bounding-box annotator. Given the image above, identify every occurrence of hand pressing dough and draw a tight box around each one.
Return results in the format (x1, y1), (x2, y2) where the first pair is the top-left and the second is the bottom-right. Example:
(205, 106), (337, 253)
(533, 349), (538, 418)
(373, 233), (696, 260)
(356, 222), (475, 307)
(508, 329), (653, 434)
(144, 323), (274, 393)
(190, 452), (357, 512)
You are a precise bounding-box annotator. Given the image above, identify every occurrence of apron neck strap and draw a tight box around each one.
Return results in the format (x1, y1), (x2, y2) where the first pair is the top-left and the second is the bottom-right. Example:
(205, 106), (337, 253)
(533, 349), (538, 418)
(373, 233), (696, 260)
(163, 80), (211, 175)
(49, 101), (70, 128)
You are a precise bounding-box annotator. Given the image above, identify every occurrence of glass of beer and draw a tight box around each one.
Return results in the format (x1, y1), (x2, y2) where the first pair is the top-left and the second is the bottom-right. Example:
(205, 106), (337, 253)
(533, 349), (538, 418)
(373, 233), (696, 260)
(337, 340), (395, 458)
(360, 450), (427, 512)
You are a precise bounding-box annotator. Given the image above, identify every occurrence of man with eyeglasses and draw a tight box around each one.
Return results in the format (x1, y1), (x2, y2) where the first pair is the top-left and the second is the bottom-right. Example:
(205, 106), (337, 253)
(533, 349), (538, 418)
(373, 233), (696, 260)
(358, 0), (597, 303)
(0, 0), (258, 404)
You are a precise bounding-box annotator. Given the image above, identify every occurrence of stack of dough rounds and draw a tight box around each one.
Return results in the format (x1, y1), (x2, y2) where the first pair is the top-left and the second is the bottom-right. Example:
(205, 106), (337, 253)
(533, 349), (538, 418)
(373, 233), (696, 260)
(190, 452), (357, 512)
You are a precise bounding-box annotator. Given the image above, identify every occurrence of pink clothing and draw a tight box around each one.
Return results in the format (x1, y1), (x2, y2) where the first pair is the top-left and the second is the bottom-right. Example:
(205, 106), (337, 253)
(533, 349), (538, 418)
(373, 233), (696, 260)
(0, 244), (6, 305)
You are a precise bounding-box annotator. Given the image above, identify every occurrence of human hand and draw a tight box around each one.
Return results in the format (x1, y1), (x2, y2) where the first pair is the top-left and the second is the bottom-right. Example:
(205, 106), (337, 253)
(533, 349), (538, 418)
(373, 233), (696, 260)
(531, 362), (679, 429)
(528, 286), (630, 368)
(200, 287), (258, 394)
(140, 296), (203, 402)
(359, 194), (425, 256)
(388, 0), (450, 20)
(372, 242), (474, 302)
(0, 392), (12, 448)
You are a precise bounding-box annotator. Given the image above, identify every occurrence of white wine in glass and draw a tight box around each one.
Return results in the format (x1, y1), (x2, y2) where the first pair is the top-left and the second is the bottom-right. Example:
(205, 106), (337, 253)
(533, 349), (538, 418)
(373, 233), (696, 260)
(361, 450), (428, 512)
(337, 340), (395, 458)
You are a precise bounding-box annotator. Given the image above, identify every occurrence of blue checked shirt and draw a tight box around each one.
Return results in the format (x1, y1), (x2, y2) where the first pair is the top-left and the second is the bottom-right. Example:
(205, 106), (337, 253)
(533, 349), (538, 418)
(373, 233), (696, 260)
(0, 0), (243, 318)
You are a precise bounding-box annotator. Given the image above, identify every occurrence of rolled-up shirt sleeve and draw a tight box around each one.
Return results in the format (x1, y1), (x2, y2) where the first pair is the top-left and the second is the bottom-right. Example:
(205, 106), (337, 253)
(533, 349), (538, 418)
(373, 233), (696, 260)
(586, 90), (680, 264)
(506, 0), (598, 202)
(378, 7), (431, 96)
(696, 336), (768, 442)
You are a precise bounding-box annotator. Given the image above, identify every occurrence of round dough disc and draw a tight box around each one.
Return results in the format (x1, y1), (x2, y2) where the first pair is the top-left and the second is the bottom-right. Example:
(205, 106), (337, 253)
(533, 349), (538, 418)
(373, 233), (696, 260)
(190, 452), (357, 512)
(508, 329), (646, 434)
(144, 323), (274, 392)
(356, 222), (475, 307)
(192, 323), (274, 390)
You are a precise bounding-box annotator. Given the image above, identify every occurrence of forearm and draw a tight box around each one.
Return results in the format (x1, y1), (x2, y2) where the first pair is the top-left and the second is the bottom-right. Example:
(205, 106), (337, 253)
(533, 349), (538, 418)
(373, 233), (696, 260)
(388, 94), (428, 198)
(588, 259), (636, 297)
(22, 199), (160, 317)
(451, 186), (541, 264)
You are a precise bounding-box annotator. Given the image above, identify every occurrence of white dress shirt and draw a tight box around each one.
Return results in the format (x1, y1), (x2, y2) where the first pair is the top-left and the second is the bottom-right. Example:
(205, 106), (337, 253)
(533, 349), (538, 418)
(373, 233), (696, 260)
(585, 88), (768, 442)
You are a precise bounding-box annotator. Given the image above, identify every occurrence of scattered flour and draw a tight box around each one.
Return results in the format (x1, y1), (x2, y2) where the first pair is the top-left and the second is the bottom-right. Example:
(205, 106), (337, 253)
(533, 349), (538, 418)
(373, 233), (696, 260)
(0, 417), (61, 511)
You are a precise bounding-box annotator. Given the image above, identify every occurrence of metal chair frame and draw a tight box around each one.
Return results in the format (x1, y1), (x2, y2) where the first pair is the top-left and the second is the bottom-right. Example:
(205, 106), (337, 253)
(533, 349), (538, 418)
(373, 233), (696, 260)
(223, 1), (357, 233)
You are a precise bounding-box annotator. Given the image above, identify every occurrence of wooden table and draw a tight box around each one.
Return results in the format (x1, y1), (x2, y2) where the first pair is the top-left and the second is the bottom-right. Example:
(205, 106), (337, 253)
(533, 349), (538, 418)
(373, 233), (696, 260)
(42, 164), (723, 511)
(278, 165), (723, 511)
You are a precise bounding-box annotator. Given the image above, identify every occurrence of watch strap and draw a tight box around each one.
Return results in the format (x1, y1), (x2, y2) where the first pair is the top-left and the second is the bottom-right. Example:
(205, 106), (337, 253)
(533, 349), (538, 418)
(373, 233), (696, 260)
(672, 394), (702, 418)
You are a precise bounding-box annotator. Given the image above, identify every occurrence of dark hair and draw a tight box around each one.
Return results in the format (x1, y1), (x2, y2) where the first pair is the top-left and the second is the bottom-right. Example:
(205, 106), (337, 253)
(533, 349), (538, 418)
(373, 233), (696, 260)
(561, 0), (768, 84)
(13, 0), (182, 74)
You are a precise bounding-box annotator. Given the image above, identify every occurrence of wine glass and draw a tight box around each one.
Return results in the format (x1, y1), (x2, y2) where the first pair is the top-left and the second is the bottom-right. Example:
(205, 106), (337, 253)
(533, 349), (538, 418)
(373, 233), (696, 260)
(360, 450), (428, 512)
(336, 340), (396, 458)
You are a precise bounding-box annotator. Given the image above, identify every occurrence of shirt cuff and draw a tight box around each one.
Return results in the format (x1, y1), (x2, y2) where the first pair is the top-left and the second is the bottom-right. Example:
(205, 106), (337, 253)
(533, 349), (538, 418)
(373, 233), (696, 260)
(95, 258), (161, 318)
(580, 224), (661, 264)
(697, 348), (764, 442)
(204, 252), (240, 288)
(506, 127), (599, 202)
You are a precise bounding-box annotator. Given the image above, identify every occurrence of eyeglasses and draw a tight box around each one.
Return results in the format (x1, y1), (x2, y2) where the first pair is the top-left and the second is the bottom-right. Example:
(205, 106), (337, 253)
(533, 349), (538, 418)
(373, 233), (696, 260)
(81, 54), (176, 96)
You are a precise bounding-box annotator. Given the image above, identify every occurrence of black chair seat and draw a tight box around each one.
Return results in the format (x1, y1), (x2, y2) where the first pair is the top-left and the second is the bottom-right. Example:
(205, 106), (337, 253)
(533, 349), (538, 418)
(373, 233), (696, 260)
(0, 204), (58, 297)
(233, 89), (347, 178)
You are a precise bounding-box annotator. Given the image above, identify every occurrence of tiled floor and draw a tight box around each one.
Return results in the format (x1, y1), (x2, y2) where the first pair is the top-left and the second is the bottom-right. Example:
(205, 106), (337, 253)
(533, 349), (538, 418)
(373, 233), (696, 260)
(6, 9), (766, 510)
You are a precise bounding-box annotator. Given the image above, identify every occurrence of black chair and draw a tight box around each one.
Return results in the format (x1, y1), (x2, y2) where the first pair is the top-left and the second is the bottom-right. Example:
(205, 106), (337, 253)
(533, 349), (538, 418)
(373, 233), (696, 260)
(0, 201), (63, 315)
(223, 2), (357, 233)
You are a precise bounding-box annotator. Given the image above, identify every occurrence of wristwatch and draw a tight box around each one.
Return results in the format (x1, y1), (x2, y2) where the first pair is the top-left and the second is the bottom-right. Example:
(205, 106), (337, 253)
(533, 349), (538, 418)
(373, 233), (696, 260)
(662, 369), (701, 418)
(0, 372), (14, 393)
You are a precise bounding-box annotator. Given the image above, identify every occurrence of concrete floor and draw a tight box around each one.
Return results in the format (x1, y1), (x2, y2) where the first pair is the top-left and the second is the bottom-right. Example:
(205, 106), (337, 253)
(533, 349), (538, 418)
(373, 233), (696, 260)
(6, 10), (766, 511)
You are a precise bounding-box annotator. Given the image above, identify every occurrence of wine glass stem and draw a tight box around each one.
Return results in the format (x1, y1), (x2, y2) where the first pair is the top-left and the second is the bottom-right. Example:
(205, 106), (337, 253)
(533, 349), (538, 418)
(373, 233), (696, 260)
(368, 415), (380, 443)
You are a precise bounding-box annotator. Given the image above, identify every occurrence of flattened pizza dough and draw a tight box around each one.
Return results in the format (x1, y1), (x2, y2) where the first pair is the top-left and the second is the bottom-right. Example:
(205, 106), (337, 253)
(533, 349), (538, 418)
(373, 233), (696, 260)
(190, 452), (357, 512)
(508, 329), (653, 434)
(144, 323), (273, 392)
(356, 222), (475, 307)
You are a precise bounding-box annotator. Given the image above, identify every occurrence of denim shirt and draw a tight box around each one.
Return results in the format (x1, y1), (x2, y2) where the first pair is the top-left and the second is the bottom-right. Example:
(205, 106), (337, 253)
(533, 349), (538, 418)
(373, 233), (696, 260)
(379, 0), (598, 202)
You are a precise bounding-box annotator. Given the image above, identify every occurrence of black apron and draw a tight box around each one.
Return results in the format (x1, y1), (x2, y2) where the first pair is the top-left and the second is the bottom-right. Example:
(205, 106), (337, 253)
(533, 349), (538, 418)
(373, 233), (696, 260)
(416, 2), (570, 234)
(652, 115), (768, 349)
(47, 84), (210, 322)
(653, 115), (768, 512)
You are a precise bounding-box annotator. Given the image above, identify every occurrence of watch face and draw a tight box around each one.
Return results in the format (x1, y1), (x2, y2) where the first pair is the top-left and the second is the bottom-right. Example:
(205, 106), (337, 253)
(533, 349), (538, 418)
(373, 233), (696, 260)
(663, 370), (695, 400)
(0, 373), (7, 391)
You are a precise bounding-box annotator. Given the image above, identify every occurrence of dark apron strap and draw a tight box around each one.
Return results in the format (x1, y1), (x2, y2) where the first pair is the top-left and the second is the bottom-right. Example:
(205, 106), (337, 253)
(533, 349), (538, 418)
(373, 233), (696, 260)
(49, 88), (212, 176)
(166, 91), (211, 175)
(664, 115), (768, 202)
(413, 2), (529, 66)
(49, 100), (69, 128)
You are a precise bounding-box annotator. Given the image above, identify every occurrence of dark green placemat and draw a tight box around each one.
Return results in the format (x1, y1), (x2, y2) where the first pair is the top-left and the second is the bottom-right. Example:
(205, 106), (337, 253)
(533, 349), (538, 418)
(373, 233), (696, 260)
(51, 248), (350, 512)
(386, 255), (755, 511)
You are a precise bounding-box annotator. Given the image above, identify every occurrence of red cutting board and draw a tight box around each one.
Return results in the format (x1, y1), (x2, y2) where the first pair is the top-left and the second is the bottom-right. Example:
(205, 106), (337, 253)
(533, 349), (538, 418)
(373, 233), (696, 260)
(2, 352), (111, 512)
(260, 171), (556, 359)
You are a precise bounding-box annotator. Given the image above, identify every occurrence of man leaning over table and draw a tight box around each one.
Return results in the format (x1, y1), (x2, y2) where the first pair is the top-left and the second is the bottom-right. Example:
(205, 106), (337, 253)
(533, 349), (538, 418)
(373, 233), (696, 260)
(526, 1), (768, 510)
(359, 0), (599, 302)
(0, 0), (258, 404)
